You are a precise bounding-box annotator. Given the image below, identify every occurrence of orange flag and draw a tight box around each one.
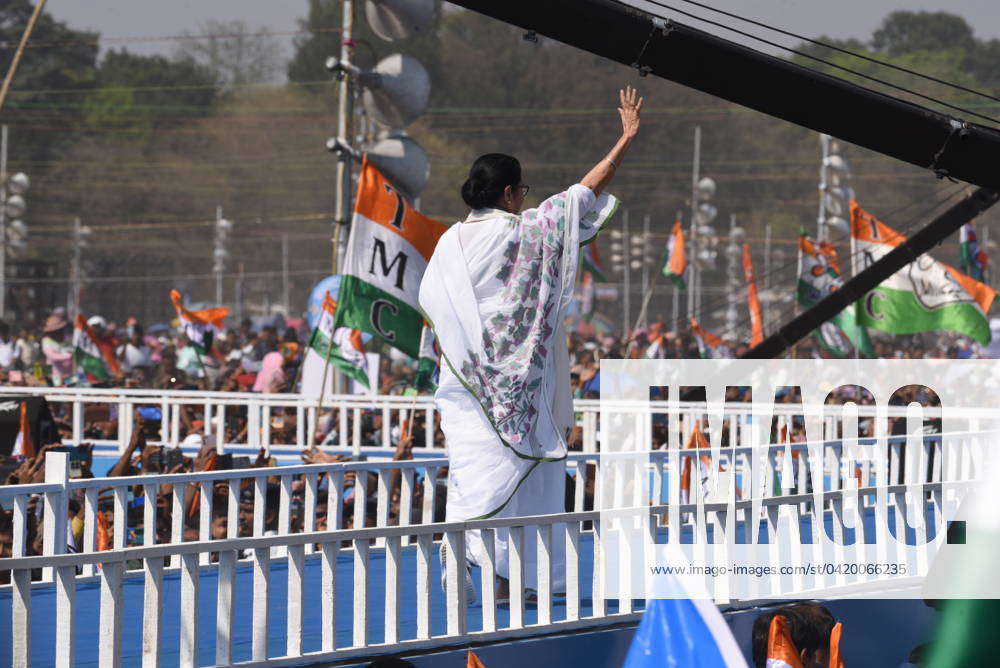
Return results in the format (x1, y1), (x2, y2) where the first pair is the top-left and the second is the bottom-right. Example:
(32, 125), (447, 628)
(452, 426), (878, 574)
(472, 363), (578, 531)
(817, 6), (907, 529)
(662, 219), (688, 288)
(13, 400), (35, 459)
(170, 289), (229, 353)
(767, 615), (804, 668)
(467, 650), (487, 668)
(829, 621), (844, 668)
(96, 511), (112, 552)
(742, 243), (764, 347)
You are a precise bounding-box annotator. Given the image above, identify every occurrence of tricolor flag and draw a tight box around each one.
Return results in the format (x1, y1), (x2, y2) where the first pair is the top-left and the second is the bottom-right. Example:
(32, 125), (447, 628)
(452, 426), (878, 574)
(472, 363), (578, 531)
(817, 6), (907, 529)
(415, 324), (440, 392)
(797, 233), (873, 357)
(169, 290), (229, 354)
(334, 158), (447, 358)
(690, 318), (730, 359)
(73, 314), (120, 380)
(623, 597), (747, 668)
(661, 219), (687, 288)
(766, 615), (804, 668)
(851, 200), (996, 343)
(960, 222), (988, 282)
(742, 243), (764, 347)
(580, 242), (607, 283)
(301, 291), (369, 396)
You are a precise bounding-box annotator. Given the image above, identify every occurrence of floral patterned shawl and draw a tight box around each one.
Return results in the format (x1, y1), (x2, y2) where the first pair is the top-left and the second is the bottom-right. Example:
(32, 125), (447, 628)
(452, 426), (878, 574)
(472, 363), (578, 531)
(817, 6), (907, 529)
(420, 187), (619, 460)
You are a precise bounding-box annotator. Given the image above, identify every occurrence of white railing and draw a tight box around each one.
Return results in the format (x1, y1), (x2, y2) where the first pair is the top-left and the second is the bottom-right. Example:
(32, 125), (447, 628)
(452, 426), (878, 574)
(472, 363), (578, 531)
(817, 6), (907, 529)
(1, 419), (982, 666)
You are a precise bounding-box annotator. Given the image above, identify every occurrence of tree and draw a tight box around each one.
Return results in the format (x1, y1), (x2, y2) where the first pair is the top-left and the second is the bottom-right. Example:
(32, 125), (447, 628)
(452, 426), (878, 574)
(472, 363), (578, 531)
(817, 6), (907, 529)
(872, 11), (975, 58)
(179, 20), (282, 90)
(0, 0), (99, 163)
(83, 49), (218, 135)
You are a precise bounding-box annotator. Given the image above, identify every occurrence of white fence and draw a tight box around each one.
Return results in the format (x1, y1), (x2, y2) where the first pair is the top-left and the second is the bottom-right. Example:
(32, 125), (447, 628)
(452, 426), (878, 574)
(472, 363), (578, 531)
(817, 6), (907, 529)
(1, 424), (985, 666)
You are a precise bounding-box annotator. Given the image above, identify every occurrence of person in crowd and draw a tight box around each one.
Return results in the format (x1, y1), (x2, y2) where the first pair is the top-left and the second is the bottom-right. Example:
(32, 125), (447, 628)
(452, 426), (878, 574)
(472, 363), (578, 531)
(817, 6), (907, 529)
(40, 309), (73, 385)
(752, 602), (840, 668)
(418, 86), (643, 600)
(118, 322), (152, 373)
(253, 351), (286, 394)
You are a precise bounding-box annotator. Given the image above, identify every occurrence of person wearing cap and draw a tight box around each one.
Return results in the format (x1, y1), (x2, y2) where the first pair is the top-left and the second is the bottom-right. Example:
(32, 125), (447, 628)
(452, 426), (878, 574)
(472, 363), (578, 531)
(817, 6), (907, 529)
(41, 310), (72, 385)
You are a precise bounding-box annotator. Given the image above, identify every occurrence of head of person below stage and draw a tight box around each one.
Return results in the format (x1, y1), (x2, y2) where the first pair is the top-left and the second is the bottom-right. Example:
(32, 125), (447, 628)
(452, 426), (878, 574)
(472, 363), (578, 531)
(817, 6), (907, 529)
(461, 152), (529, 215)
(751, 601), (839, 668)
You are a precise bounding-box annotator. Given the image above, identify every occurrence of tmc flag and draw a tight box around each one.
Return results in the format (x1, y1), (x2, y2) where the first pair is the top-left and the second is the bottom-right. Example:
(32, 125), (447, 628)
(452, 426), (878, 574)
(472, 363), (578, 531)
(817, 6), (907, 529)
(334, 157), (448, 359)
(851, 200), (996, 343)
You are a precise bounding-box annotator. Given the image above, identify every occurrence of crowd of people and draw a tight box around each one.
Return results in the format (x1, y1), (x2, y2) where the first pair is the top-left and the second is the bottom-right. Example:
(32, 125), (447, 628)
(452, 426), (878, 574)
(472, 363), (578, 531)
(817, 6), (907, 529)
(0, 306), (988, 396)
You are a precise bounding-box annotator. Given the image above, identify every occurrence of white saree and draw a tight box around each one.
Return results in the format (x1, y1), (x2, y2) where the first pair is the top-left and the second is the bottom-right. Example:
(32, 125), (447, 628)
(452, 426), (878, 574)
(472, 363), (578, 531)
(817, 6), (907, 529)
(419, 184), (619, 588)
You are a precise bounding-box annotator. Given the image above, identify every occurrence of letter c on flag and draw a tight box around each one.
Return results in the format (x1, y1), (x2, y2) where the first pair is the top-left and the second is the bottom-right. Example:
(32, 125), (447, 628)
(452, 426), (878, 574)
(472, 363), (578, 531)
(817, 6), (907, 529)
(864, 290), (885, 321)
(370, 299), (399, 341)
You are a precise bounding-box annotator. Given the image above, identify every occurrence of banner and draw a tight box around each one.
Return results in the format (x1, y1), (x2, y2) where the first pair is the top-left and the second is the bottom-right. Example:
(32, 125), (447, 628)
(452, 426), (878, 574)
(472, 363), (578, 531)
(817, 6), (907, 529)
(742, 243), (763, 347)
(797, 233), (873, 357)
(334, 158), (448, 358)
(851, 201), (996, 343)
(661, 219), (687, 289)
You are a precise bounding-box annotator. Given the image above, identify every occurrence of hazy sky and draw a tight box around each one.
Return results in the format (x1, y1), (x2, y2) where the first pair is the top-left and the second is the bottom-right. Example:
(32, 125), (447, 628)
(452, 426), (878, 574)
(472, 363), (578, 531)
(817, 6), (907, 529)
(48, 0), (1000, 66)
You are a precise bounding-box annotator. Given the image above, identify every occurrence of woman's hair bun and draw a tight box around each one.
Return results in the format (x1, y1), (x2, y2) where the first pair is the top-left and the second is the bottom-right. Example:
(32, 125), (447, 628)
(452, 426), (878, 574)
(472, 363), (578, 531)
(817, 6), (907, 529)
(461, 153), (521, 209)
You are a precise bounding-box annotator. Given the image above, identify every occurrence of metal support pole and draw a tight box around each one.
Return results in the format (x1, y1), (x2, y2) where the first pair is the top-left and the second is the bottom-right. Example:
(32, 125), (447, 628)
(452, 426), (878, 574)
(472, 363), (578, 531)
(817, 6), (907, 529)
(622, 210), (630, 336)
(215, 205), (224, 306)
(0, 124), (7, 319)
(818, 134), (830, 242)
(282, 232), (290, 316)
(687, 126), (700, 323)
(763, 223), (772, 326)
(70, 217), (82, 320)
(334, 0), (355, 273)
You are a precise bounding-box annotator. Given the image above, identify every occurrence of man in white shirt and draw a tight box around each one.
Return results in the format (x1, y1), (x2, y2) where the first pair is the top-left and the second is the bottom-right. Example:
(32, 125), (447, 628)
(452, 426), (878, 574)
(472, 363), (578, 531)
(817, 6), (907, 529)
(0, 321), (15, 370)
(117, 323), (152, 373)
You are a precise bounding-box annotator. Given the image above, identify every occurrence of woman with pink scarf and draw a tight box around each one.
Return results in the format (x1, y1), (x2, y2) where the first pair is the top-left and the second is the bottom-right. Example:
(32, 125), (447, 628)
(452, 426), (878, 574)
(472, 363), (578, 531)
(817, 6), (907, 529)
(252, 352), (285, 393)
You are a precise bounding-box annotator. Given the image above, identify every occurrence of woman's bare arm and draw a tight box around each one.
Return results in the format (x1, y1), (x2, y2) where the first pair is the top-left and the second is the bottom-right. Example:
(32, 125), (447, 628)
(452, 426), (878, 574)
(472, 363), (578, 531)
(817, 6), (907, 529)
(580, 86), (643, 196)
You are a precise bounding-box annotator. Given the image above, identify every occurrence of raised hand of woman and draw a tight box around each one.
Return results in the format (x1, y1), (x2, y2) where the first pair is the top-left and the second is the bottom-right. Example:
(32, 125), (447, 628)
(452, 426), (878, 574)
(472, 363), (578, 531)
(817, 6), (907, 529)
(618, 85), (643, 139)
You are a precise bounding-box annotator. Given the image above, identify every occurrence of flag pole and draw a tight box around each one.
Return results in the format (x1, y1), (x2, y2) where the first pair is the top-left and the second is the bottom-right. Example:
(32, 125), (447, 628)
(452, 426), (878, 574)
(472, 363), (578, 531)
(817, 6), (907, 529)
(314, 327), (337, 447)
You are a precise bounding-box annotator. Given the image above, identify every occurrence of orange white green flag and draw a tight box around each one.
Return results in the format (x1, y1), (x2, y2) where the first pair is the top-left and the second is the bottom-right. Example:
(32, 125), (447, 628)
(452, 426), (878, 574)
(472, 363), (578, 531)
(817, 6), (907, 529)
(661, 219), (687, 288)
(333, 157), (447, 358)
(690, 318), (730, 359)
(73, 314), (120, 380)
(169, 290), (229, 354)
(851, 201), (996, 343)
(301, 291), (369, 395)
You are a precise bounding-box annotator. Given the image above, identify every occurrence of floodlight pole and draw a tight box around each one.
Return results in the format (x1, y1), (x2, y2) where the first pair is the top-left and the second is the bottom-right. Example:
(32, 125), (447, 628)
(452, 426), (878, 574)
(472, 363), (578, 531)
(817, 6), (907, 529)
(334, 0), (355, 275)
(686, 126), (700, 323)
(0, 124), (7, 319)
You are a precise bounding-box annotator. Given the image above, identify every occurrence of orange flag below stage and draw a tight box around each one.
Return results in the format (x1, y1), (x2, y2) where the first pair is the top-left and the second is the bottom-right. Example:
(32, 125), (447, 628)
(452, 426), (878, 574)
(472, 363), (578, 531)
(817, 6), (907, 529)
(829, 621), (844, 668)
(467, 650), (487, 668)
(767, 614), (804, 668)
(12, 399), (35, 459)
(742, 243), (764, 347)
